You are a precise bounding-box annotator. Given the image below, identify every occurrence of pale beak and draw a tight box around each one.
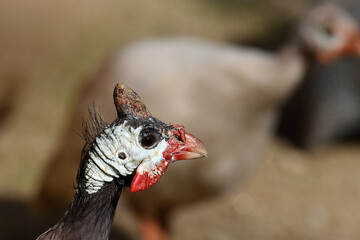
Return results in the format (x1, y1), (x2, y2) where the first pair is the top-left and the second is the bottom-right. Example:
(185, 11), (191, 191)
(170, 132), (207, 161)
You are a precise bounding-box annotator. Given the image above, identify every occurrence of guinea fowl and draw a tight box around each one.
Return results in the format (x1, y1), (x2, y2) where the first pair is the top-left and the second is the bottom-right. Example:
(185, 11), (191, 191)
(37, 3), (360, 239)
(36, 83), (206, 239)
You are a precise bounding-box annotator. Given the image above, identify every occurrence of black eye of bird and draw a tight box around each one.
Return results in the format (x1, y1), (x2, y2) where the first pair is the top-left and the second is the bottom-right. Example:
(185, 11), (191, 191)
(140, 134), (158, 148)
(139, 129), (160, 149)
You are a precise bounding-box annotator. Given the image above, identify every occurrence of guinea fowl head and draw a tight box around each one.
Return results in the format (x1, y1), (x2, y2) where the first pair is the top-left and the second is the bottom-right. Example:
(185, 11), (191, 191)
(37, 83), (206, 240)
(78, 83), (207, 194)
(298, 3), (360, 63)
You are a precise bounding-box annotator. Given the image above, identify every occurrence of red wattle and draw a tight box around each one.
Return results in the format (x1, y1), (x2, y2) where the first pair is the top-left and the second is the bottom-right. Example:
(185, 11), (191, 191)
(130, 160), (170, 192)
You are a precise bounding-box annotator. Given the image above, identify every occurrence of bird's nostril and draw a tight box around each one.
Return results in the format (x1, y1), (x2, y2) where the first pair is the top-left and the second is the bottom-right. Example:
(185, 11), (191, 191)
(180, 130), (186, 142)
(174, 133), (183, 142)
(173, 128), (186, 143)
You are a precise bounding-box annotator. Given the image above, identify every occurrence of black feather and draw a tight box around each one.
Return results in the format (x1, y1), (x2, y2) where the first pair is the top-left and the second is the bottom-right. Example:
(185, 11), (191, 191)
(37, 182), (122, 240)
(82, 103), (108, 151)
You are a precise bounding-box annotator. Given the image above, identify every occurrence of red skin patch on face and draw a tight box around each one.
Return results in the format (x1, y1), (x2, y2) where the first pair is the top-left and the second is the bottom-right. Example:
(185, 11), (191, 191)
(342, 31), (360, 55)
(130, 125), (206, 192)
(130, 160), (170, 192)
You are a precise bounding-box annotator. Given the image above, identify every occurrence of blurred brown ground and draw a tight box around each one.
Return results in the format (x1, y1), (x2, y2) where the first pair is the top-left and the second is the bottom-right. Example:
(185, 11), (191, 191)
(172, 140), (360, 240)
(1, 0), (360, 239)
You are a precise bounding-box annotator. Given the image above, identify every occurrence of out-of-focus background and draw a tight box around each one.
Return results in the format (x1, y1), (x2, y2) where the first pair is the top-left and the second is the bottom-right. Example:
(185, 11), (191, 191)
(1, 0), (360, 239)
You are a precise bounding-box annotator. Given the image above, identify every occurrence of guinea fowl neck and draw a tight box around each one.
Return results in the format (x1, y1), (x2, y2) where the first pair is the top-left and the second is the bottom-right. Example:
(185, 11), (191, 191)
(39, 181), (123, 240)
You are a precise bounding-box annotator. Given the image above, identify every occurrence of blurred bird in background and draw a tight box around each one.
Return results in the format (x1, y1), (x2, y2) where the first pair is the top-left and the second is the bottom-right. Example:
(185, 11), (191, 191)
(2, 0), (360, 239)
(35, 3), (360, 240)
(277, 0), (360, 148)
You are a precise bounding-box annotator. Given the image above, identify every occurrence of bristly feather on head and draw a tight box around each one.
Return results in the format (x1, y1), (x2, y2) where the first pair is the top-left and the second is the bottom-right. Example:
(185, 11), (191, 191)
(81, 103), (109, 154)
(76, 104), (113, 192)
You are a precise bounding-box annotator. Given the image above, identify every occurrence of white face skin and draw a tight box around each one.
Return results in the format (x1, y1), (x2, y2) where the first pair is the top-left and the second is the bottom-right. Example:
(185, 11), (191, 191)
(84, 121), (168, 194)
